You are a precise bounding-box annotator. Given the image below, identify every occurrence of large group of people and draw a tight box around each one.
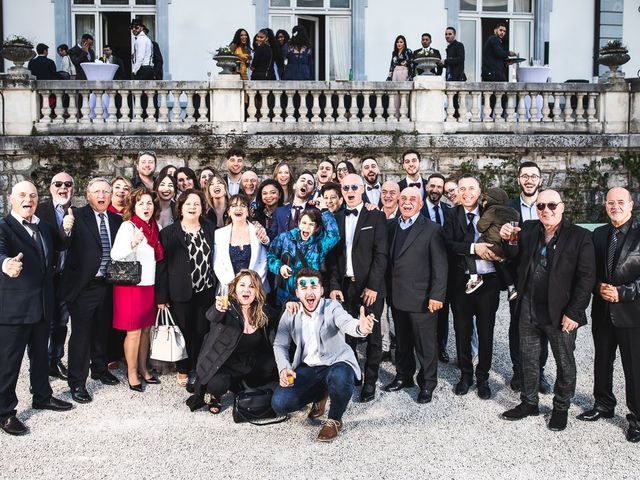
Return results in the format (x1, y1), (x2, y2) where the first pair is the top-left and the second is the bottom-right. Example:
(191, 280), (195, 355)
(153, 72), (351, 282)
(1, 148), (639, 445)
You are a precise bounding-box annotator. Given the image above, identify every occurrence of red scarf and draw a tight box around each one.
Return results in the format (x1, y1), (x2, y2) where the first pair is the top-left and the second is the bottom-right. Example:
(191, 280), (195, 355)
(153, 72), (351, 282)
(131, 214), (164, 262)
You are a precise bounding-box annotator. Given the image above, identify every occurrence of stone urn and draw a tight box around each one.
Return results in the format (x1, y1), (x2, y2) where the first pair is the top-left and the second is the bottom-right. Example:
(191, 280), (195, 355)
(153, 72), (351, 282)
(0, 41), (36, 77)
(213, 54), (240, 75)
(413, 56), (440, 76)
(598, 41), (630, 79)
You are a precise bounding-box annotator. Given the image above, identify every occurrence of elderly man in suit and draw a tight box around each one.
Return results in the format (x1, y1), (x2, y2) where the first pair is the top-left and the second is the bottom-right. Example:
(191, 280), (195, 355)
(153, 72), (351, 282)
(60, 177), (122, 404)
(383, 187), (448, 403)
(500, 189), (596, 431)
(0, 181), (73, 436)
(326, 174), (388, 402)
(35, 172), (75, 380)
(577, 187), (640, 442)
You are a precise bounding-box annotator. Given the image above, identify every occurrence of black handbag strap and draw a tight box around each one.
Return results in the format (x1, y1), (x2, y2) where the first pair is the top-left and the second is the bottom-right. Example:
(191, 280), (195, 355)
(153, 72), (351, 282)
(295, 246), (308, 268)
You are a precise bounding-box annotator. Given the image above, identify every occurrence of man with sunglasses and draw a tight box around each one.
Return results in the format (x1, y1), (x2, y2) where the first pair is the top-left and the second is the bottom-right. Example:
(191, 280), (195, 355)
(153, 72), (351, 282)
(579, 187), (640, 443)
(272, 268), (374, 442)
(500, 189), (595, 432)
(507, 161), (550, 394)
(130, 19), (154, 80)
(326, 174), (387, 402)
(35, 173), (75, 381)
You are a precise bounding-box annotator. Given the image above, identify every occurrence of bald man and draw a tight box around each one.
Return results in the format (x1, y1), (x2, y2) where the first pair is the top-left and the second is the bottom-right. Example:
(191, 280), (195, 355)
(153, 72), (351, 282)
(579, 187), (640, 443)
(0, 181), (73, 436)
(500, 189), (595, 432)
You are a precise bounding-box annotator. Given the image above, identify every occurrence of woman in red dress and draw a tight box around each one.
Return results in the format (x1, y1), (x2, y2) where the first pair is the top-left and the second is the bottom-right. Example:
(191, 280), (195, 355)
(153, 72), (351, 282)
(111, 187), (164, 391)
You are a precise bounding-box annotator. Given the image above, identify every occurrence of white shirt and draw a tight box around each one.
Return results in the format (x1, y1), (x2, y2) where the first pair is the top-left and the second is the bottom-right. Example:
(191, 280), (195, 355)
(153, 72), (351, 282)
(301, 309), (324, 366)
(227, 177), (241, 196)
(93, 210), (112, 245)
(399, 212), (420, 230)
(110, 221), (160, 286)
(404, 176), (425, 199)
(344, 203), (364, 277)
(365, 183), (381, 206)
(519, 194), (539, 222)
(467, 206), (496, 275)
(132, 32), (153, 74)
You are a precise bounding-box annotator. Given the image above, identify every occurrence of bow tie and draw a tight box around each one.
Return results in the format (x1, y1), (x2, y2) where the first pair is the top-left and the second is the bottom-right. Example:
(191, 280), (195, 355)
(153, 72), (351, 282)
(409, 182), (421, 188)
(367, 185), (379, 191)
(292, 205), (303, 211)
(345, 209), (359, 217)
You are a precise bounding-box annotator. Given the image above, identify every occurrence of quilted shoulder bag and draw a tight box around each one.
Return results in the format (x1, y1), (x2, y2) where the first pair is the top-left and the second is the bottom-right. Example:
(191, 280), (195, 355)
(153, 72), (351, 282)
(106, 222), (142, 285)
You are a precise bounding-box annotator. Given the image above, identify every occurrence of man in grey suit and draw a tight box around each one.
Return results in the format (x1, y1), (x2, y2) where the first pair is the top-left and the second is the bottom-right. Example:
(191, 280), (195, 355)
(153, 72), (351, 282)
(383, 187), (448, 403)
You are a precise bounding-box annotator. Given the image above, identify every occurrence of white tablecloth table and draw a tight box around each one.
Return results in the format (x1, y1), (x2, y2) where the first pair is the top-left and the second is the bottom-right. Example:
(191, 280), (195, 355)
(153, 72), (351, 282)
(80, 63), (119, 119)
(516, 66), (551, 83)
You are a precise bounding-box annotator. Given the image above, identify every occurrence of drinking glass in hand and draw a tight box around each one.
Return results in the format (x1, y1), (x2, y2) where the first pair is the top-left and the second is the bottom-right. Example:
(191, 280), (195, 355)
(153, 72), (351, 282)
(508, 221), (519, 245)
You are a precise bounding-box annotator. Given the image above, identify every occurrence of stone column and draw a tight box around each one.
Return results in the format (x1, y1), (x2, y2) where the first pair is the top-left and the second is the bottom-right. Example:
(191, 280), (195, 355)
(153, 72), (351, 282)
(0, 74), (38, 135)
(209, 76), (245, 134)
(413, 75), (447, 134)
(629, 78), (640, 134)
(599, 78), (630, 134)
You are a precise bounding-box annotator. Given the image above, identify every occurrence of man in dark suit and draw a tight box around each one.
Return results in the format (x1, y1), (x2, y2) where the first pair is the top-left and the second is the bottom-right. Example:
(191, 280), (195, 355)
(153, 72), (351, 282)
(361, 157), (382, 208)
(60, 177), (122, 404)
(443, 174), (501, 400)
(34, 172), (75, 380)
(507, 161), (550, 393)
(481, 23), (515, 82)
(578, 187), (640, 443)
(439, 27), (465, 81)
(101, 45), (125, 80)
(269, 171), (317, 240)
(383, 187), (448, 403)
(27, 43), (59, 80)
(68, 34), (95, 81)
(413, 33), (442, 76)
(0, 181), (72, 436)
(326, 174), (388, 402)
(501, 189), (596, 431)
(398, 149), (428, 201)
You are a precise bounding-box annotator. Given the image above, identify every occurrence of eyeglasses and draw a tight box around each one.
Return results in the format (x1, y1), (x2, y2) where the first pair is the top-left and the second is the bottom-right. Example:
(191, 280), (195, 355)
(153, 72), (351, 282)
(52, 181), (74, 188)
(519, 174), (540, 181)
(342, 184), (362, 192)
(138, 150), (156, 159)
(536, 201), (563, 211)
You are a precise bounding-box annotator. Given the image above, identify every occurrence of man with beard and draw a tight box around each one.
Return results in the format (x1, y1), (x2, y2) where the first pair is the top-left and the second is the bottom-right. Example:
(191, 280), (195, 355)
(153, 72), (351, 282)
(312, 160), (335, 201)
(398, 150), (428, 201)
(481, 23), (515, 82)
(35, 173), (75, 380)
(361, 157), (382, 208)
(326, 174), (387, 402)
(508, 161), (550, 394)
(271, 268), (374, 442)
(224, 148), (245, 196)
(270, 171), (317, 239)
(132, 150), (156, 190)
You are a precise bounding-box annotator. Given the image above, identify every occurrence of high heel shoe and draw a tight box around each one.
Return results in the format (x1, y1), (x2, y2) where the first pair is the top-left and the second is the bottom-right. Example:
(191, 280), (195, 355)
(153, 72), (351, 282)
(141, 374), (161, 384)
(128, 378), (143, 392)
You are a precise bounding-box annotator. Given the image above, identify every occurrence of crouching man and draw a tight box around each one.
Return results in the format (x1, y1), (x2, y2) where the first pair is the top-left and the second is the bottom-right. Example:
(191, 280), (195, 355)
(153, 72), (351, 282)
(271, 267), (374, 442)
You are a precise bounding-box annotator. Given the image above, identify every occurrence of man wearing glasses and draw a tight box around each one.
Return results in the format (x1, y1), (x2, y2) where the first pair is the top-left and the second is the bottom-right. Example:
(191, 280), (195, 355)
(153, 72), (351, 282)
(35, 173), (75, 381)
(508, 161), (551, 394)
(500, 189), (595, 432)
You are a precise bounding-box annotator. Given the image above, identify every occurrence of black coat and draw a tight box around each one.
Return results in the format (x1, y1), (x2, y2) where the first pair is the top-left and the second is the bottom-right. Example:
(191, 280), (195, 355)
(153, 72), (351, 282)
(0, 214), (62, 325)
(443, 204), (484, 287)
(444, 40), (465, 81)
(59, 205), (121, 303)
(155, 219), (217, 304)
(506, 219), (596, 327)
(27, 55), (59, 80)
(196, 301), (271, 386)
(386, 214), (448, 312)
(326, 206), (388, 296)
(398, 177), (428, 201)
(481, 34), (508, 81)
(592, 219), (640, 328)
(68, 45), (96, 80)
(35, 200), (68, 273)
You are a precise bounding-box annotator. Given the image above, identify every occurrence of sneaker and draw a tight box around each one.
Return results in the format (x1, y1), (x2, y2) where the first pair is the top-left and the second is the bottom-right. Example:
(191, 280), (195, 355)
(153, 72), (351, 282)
(465, 277), (484, 294)
(508, 287), (518, 302)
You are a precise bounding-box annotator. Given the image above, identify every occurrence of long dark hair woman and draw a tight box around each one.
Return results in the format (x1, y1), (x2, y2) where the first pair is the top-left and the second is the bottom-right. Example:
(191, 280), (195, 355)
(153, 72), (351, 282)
(250, 29), (276, 80)
(175, 167), (199, 197)
(283, 25), (313, 80)
(153, 172), (176, 228)
(253, 179), (284, 234)
(230, 28), (252, 80)
(187, 269), (277, 414)
(155, 189), (217, 389)
(386, 35), (413, 81)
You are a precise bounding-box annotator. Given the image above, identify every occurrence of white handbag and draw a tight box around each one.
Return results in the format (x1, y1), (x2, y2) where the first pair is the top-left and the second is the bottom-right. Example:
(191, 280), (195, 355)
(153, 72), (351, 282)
(150, 308), (188, 362)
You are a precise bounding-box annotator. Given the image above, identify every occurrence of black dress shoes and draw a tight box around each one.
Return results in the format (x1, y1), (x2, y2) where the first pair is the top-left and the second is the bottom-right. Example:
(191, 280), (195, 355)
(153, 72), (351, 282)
(91, 371), (119, 385)
(360, 384), (376, 403)
(33, 397), (73, 411)
(0, 416), (28, 436)
(454, 378), (473, 396)
(501, 402), (540, 421)
(576, 408), (614, 422)
(417, 389), (433, 404)
(438, 350), (450, 363)
(627, 423), (640, 443)
(477, 380), (491, 400)
(128, 379), (143, 392)
(383, 378), (415, 392)
(548, 409), (568, 431)
(70, 386), (92, 404)
(48, 361), (68, 380)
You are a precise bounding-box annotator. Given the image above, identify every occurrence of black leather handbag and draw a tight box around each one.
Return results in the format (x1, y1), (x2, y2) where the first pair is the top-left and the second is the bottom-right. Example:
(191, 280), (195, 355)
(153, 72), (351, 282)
(232, 388), (288, 425)
(105, 260), (142, 285)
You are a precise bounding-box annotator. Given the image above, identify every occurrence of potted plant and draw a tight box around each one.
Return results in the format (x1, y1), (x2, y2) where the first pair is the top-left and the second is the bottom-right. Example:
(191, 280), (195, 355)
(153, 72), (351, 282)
(0, 35), (36, 75)
(212, 46), (240, 75)
(413, 48), (440, 76)
(597, 39), (630, 76)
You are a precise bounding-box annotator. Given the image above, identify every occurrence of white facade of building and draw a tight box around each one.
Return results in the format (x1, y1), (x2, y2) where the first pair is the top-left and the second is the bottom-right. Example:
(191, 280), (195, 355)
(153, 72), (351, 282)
(3, 0), (639, 83)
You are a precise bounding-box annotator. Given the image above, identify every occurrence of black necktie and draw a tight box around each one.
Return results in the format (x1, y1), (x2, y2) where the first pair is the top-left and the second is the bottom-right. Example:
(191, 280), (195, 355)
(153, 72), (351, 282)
(409, 182), (421, 188)
(607, 228), (619, 280)
(289, 205), (303, 229)
(433, 204), (442, 225)
(367, 185), (379, 191)
(466, 212), (476, 239)
(23, 220), (46, 266)
(345, 209), (358, 216)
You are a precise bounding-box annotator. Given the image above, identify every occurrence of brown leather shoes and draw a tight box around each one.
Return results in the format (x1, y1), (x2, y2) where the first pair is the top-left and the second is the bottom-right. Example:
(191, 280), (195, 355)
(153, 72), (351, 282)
(308, 391), (329, 420)
(316, 419), (342, 442)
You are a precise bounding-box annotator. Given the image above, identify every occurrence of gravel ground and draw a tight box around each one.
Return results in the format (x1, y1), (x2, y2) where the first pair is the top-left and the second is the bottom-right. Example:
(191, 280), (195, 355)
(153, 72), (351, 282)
(1, 297), (636, 480)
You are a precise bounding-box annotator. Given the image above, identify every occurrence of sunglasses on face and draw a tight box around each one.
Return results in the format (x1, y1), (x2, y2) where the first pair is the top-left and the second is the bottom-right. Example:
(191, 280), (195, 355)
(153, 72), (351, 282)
(297, 278), (318, 287)
(536, 201), (563, 211)
(52, 181), (74, 188)
(342, 184), (361, 192)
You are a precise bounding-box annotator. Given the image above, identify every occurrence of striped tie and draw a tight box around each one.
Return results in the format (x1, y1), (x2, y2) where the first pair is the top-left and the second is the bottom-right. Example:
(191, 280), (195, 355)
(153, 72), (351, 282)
(98, 213), (111, 276)
(607, 228), (619, 280)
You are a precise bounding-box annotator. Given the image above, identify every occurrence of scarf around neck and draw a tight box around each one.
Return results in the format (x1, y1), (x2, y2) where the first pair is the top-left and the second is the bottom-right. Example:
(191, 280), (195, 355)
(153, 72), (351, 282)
(131, 214), (164, 261)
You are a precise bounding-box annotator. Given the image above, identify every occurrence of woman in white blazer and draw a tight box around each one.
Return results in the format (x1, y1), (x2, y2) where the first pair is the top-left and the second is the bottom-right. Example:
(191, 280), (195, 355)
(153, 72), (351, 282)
(213, 194), (270, 291)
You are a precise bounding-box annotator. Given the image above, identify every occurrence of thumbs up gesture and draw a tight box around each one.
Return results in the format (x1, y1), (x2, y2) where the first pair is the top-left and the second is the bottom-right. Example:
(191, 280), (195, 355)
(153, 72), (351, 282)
(62, 207), (75, 232)
(358, 305), (374, 335)
(4, 252), (24, 278)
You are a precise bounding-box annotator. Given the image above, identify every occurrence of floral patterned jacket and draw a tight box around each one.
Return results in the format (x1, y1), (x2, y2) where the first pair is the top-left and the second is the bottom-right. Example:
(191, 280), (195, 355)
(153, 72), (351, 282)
(387, 48), (414, 81)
